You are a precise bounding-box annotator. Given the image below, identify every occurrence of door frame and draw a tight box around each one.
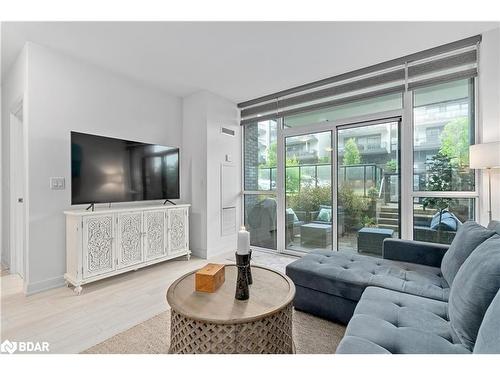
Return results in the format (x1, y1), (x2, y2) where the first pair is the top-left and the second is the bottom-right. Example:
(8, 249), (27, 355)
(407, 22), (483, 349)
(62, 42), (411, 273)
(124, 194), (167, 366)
(278, 109), (403, 256)
(9, 98), (28, 279)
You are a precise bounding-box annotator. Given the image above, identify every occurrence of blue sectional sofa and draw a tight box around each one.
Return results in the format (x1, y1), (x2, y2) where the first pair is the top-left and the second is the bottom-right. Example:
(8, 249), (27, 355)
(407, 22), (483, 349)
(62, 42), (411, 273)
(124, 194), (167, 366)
(285, 220), (500, 354)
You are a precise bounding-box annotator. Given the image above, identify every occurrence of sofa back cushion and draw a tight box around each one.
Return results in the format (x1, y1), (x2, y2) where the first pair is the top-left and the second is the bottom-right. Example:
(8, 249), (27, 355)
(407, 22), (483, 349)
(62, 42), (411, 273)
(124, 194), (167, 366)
(441, 221), (495, 285)
(448, 235), (500, 350)
(487, 220), (500, 235)
(474, 288), (500, 353)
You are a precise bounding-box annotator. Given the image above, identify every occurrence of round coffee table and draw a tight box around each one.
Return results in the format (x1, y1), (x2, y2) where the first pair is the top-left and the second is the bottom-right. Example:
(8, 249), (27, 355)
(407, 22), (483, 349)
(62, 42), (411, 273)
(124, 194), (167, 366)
(166, 264), (296, 354)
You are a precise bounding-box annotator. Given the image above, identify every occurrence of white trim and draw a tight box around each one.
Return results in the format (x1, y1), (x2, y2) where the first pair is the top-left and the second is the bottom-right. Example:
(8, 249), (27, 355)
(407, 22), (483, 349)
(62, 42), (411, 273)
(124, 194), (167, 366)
(412, 191), (478, 198)
(402, 90), (414, 239)
(276, 117), (285, 253)
(332, 129), (338, 251)
(25, 275), (66, 296)
(282, 109), (403, 137)
(242, 190), (276, 195)
(9, 98), (27, 280)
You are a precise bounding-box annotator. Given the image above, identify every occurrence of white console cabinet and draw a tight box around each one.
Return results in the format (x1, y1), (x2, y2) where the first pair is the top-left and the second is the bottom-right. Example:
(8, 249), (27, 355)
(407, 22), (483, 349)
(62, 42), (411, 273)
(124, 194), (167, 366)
(64, 204), (190, 294)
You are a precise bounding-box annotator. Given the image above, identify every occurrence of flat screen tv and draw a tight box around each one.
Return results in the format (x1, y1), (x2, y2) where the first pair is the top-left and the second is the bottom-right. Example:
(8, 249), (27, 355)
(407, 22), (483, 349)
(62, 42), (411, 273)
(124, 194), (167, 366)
(71, 132), (179, 205)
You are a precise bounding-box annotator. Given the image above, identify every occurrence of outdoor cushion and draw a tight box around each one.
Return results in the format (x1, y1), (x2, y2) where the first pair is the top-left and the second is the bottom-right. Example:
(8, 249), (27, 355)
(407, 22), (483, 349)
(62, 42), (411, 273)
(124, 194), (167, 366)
(441, 221), (495, 285)
(448, 235), (500, 351)
(430, 211), (461, 231)
(316, 207), (332, 222)
(286, 250), (450, 303)
(336, 287), (470, 354)
(473, 288), (500, 354)
(286, 208), (299, 222)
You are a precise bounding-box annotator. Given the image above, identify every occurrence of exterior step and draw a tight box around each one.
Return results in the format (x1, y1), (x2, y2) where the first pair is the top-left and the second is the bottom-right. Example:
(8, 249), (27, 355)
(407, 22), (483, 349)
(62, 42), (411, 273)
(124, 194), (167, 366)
(377, 217), (399, 225)
(378, 211), (399, 219)
(380, 206), (399, 212)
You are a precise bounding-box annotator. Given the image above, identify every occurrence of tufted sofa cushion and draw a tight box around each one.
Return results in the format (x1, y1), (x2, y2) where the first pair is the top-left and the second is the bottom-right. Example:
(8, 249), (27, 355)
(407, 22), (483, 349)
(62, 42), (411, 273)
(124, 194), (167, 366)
(448, 235), (500, 351)
(336, 287), (470, 354)
(286, 250), (450, 303)
(440, 221), (495, 285)
(473, 288), (500, 353)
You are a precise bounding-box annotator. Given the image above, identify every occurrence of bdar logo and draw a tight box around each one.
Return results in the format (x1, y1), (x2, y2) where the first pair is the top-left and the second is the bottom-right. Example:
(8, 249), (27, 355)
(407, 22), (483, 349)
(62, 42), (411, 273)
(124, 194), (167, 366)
(1, 340), (17, 354)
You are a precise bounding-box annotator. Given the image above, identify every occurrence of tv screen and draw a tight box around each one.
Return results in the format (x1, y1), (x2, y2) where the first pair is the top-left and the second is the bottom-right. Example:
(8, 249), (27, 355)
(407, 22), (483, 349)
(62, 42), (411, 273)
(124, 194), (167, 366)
(71, 132), (179, 204)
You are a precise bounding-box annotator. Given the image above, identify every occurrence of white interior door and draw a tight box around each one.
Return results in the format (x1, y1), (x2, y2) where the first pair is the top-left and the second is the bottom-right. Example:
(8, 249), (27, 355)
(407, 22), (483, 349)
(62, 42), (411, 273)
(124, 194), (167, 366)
(10, 109), (25, 278)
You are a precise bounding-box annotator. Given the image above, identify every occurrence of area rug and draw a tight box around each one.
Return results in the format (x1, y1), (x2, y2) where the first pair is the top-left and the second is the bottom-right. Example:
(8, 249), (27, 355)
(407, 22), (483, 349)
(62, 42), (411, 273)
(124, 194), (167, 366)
(83, 309), (345, 354)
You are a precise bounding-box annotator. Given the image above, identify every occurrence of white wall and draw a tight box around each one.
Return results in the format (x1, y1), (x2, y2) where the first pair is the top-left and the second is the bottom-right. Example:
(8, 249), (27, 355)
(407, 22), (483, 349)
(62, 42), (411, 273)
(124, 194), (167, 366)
(1, 46), (28, 268)
(182, 92), (208, 256)
(478, 27), (500, 224)
(205, 93), (241, 258)
(23, 43), (183, 293)
(182, 90), (240, 259)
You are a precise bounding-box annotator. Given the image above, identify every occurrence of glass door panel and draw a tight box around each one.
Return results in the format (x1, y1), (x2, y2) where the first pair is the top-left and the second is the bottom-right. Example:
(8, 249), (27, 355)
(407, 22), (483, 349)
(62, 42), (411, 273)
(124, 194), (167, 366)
(284, 131), (333, 253)
(337, 121), (400, 256)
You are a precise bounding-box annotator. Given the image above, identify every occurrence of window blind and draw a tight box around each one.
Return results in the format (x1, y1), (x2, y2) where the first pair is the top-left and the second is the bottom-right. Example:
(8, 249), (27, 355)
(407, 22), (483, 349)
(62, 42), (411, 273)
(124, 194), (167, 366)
(239, 34), (480, 125)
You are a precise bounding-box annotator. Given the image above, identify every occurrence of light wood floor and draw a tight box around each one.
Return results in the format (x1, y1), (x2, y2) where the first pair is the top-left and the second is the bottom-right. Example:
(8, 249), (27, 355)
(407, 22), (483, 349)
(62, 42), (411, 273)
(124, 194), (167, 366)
(0, 250), (297, 354)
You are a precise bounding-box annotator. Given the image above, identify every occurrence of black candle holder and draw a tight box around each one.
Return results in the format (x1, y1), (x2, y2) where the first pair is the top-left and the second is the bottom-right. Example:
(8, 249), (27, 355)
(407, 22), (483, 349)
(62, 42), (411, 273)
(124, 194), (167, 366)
(247, 249), (253, 285)
(235, 252), (250, 300)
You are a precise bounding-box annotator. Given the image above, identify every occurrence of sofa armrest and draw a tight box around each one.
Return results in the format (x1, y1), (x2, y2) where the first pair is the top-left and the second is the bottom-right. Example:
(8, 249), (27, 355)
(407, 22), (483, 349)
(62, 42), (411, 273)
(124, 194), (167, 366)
(382, 238), (449, 267)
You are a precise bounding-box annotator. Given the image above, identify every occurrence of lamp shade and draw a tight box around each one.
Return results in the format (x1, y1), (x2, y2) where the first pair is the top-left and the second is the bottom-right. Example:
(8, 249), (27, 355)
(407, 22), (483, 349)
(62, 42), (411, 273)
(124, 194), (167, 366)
(469, 141), (500, 169)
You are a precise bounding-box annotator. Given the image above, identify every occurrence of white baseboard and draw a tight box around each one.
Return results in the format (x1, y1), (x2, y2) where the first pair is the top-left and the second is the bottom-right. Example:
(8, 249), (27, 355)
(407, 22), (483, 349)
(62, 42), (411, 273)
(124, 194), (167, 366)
(190, 248), (207, 259)
(25, 275), (66, 295)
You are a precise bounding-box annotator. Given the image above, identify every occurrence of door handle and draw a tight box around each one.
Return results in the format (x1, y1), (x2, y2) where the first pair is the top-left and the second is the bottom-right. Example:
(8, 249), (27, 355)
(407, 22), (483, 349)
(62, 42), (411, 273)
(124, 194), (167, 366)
(18, 198), (23, 203)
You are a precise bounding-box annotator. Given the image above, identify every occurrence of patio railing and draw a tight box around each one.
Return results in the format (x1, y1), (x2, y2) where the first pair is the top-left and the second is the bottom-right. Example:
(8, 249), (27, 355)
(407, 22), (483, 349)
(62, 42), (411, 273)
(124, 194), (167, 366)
(258, 163), (384, 197)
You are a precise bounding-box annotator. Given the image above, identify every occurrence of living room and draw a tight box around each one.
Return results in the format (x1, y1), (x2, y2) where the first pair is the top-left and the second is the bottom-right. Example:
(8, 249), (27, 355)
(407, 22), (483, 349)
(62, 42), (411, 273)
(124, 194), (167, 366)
(1, 1), (500, 372)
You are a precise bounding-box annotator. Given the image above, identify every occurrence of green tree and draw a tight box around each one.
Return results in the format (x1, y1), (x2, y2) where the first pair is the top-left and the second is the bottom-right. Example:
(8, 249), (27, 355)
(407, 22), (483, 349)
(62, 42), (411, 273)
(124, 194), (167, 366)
(386, 159), (398, 172)
(440, 118), (470, 168)
(343, 138), (361, 165)
(422, 153), (458, 242)
(266, 142), (277, 167)
(285, 157), (300, 192)
(338, 184), (370, 230)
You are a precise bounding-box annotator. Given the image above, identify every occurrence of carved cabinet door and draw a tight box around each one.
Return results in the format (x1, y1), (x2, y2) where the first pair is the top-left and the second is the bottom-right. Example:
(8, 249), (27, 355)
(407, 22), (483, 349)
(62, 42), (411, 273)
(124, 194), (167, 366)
(166, 208), (188, 255)
(82, 214), (116, 278)
(116, 212), (144, 269)
(144, 210), (167, 260)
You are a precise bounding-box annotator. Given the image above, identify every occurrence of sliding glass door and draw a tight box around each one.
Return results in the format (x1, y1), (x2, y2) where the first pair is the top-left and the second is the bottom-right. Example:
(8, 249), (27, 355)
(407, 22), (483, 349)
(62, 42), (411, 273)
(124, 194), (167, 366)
(279, 118), (400, 256)
(337, 120), (400, 256)
(284, 131), (333, 253)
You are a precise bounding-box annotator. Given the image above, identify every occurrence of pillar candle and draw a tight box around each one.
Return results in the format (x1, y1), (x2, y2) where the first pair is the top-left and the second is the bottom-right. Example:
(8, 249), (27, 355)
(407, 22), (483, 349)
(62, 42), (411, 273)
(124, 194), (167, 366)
(237, 226), (250, 255)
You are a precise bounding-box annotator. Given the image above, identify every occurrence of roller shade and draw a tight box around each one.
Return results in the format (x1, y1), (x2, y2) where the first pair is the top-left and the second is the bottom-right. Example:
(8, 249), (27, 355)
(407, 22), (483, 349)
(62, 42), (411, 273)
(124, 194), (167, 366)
(239, 34), (480, 125)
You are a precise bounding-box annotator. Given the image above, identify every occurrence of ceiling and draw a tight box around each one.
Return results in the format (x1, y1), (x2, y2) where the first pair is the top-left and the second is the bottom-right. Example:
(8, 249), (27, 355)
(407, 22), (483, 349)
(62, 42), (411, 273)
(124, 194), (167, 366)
(1, 22), (499, 103)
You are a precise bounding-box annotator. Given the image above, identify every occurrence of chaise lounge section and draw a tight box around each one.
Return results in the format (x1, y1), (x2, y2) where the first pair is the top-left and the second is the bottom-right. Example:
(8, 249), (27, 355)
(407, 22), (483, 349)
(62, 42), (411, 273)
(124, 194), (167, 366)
(336, 232), (500, 353)
(286, 241), (451, 324)
(286, 220), (500, 328)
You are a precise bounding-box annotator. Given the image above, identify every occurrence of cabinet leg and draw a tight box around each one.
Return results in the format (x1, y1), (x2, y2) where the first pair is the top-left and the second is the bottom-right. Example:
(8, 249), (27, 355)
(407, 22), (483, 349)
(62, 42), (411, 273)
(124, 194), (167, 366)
(65, 280), (70, 287)
(186, 253), (191, 261)
(74, 285), (83, 295)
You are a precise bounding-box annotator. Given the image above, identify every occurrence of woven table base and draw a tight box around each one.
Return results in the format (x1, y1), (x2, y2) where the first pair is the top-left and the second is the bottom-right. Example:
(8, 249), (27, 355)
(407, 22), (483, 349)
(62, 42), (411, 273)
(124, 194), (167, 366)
(169, 304), (294, 354)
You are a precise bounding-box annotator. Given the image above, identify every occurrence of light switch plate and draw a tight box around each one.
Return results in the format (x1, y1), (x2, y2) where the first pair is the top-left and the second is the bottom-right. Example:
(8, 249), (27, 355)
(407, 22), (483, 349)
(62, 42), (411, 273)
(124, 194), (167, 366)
(50, 177), (65, 190)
